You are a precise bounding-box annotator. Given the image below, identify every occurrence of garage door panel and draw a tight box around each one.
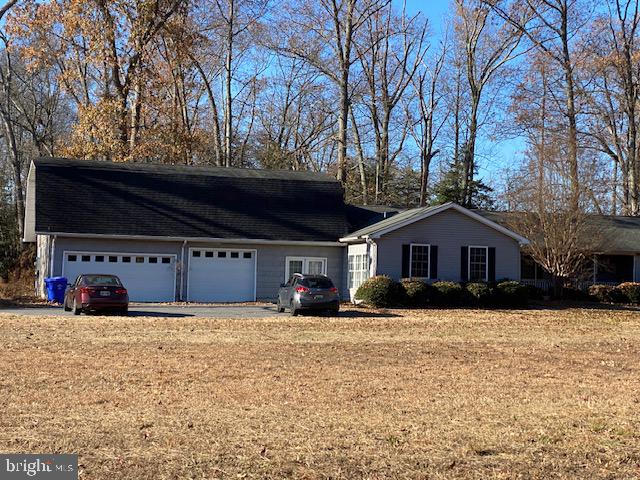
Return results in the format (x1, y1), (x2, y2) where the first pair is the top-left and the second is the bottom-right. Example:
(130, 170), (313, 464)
(63, 252), (176, 302)
(188, 249), (255, 302)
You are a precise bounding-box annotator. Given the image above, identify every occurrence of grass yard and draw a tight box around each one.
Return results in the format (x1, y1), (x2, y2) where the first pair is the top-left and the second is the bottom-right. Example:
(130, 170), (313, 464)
(1, 307), (639, 479)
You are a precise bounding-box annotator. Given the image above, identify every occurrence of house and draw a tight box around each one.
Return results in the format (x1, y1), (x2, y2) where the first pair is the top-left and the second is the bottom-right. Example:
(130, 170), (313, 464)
(479, 211), (640, 289)
(24, 157), (531, 302)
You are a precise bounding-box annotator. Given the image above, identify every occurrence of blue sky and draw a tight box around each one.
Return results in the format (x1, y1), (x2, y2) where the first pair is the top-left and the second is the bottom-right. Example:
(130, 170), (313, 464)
(399, 0), (526, 192)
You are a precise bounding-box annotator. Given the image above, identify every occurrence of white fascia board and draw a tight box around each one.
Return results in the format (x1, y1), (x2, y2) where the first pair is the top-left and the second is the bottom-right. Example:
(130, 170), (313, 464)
(33, 231), (346, 247)
(23, 161), (37, 242)
(368, 202), (530, 245)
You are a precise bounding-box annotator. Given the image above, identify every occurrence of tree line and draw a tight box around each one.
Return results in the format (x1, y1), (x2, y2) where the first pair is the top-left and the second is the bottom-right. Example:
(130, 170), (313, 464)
(1, 0), (640, 270)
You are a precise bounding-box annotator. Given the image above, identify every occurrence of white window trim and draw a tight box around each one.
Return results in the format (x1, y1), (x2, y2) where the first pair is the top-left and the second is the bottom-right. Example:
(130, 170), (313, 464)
(285, 256), (327, 281)
(409, 243), (431, 279)
(468, 245), (489, 282)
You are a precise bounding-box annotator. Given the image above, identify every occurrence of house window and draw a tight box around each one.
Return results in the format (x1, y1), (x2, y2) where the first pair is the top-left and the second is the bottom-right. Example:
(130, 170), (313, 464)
(149, 257), (158, 263)
(243, 252), (252, 259)
(231, 252), (239, 258)
(109, 256), (118, 263)
(81, 255), (90, 262)
(136, 257), (145, 263)
(410, 244), (430, 278)
(205, 251), (214, 258)
(218, 251), (227, 258)
(348, 254), (370, 289)
(68, 255), (77, 262)
(122, 256), (131, 263)
(95, 255), (104, 262)
(162, 257), (171, 264)
(285, 257), (327, 280)
(192, 250), (201, 257)
(469, 246), (488, 281)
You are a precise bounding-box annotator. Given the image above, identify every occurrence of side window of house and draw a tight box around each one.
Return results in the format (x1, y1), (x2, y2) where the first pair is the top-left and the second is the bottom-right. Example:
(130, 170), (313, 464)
(348, 254), (369, 289)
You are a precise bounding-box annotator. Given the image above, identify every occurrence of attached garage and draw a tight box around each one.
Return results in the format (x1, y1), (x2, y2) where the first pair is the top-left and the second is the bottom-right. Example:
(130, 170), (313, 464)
(187, 248), (256, 302)
(62, 251), (177, 302)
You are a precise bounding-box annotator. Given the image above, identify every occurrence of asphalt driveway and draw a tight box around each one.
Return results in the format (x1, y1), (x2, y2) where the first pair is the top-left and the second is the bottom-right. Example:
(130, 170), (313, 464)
(0, 303), (287, 318)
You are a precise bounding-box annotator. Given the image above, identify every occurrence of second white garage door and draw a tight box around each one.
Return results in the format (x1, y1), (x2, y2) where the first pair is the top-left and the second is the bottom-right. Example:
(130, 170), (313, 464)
(187, 248), (256, 302)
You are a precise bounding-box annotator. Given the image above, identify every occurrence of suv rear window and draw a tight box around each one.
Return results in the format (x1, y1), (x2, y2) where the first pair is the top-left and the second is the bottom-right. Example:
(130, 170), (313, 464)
(300, 277), (334, 289)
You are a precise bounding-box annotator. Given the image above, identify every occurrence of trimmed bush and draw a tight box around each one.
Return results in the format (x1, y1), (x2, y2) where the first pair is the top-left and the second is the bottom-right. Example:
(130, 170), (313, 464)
(401, 279), (438, 307)
(495, 281), (529, 308)
(588, 284), (616, 303)
(465, 282), (494, 306)
(587, 284), (627, 303)
(355, 275), (406, 308)
(524, 284), (545, 300)
(617, 282), (640, 304)
(432, 281), (467, 306)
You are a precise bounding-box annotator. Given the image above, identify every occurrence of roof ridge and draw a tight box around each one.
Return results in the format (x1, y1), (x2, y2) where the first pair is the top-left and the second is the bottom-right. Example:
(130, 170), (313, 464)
(34, 157), (339, 183)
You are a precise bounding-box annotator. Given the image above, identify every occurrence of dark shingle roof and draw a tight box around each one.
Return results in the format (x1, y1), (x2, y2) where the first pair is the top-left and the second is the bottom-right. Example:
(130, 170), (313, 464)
(33, 157), (350, 242)
(477, 210), (640, 253)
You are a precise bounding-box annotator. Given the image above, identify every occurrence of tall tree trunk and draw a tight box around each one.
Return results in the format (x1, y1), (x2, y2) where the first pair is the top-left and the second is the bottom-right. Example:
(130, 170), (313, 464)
(349, 106), (368, 204)
(224, 0), (235, 167)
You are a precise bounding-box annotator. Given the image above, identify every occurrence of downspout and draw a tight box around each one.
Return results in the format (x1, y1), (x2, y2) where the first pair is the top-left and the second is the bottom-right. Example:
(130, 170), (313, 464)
(365, 236), (377, 278)
(49, 235), (57, 278)
(179, 240), (187, 301)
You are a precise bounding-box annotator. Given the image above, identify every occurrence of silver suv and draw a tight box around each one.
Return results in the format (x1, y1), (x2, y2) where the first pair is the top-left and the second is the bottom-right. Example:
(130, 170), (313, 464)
(277, 273), (340, 316)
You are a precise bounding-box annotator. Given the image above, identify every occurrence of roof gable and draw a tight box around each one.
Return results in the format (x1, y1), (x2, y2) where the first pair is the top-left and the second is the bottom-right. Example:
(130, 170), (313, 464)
(340, 202), (530, 244)
(29, 158), (350, 242)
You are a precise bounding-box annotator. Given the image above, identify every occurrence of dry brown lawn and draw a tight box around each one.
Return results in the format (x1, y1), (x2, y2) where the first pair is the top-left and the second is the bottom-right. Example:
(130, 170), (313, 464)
(1, 307), (639, 479)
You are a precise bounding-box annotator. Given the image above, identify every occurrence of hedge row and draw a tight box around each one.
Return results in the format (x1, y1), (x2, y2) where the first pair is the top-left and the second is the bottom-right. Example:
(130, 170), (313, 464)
(588, 282), (640, 304)
(354, 276), (528, 308)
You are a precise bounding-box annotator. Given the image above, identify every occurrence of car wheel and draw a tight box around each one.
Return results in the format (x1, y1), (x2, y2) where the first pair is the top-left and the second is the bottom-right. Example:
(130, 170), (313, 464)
(72, 299), (81, 316)
(290, 305), (298, 316)
(330, 308), (340, 317)
(119, 307), (128, 316)
(277, 300), (285, 313)
(63, 299), (71, 312)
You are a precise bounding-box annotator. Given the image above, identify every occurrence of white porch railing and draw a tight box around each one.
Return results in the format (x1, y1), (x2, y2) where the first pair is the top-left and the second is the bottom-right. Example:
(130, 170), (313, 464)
(521, 279), (623, 292)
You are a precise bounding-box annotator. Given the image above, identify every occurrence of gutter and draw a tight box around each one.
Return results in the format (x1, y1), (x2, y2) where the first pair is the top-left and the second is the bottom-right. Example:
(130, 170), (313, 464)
(35, 231), (345, 247)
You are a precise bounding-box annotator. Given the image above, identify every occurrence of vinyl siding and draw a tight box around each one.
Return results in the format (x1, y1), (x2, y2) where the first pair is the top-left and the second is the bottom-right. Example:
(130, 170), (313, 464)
(48, 236), (345, 301)
(374, 209), (521, 282)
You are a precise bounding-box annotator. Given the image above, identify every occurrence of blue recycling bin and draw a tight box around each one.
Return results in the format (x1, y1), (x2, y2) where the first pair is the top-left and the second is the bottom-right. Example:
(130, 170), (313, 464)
(44, 276), (68, 304)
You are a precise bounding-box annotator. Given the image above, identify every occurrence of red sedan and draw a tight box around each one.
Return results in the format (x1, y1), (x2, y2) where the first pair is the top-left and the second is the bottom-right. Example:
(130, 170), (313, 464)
(63, 274), (129, 315)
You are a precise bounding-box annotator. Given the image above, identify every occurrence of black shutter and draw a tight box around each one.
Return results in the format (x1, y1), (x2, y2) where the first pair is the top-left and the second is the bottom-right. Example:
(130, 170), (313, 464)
(402, 244), (410, 278)
(460, 246), (468, 282)
(488, 247), (496, 282)
(430, 245), (438, 279)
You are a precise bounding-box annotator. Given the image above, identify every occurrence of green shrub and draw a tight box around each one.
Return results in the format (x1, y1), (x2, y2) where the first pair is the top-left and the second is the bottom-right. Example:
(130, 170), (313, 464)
(401, 279), (438, 307)
(355, 275), (406, 308)
(432, 281), (467, 306)
(589, 284), (633, 303)
(495, 281), (529, 308)
(616, 282), (640, 304)
(561, 285), (592, 301)
(588, 284), (616, 303)
(524, 284), (545, 300)
(465, 282), (494, 306)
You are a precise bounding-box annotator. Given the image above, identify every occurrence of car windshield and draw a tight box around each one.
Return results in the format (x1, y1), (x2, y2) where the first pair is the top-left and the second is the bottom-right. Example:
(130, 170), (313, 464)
(300, 277), (334, 289)
(83, 275), (122, 286)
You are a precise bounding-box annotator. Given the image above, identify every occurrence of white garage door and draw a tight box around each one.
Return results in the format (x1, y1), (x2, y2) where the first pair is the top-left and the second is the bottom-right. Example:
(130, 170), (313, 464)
(187, 248), (256, 302)
(62, 252), (176, 302)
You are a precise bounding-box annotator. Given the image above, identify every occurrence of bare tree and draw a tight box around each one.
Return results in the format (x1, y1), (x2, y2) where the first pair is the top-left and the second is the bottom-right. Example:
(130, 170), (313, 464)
(409, 41), (447, 206)
(355, 2), (428, 201)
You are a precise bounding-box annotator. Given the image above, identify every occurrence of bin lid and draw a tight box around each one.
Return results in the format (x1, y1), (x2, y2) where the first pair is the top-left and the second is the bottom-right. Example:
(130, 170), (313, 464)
(45, 276), (67, 282)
